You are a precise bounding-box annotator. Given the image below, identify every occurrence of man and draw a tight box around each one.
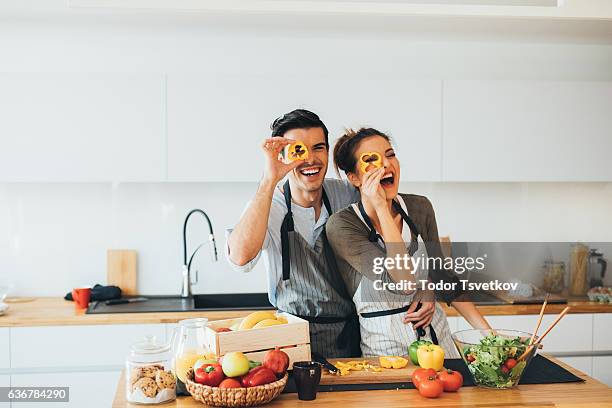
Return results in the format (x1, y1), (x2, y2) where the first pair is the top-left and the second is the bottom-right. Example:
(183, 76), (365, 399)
(226, 109), (433, 357)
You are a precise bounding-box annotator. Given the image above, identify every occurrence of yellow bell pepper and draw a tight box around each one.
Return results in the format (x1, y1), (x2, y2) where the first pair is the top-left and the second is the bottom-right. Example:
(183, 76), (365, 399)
(416, 344), (445, 371)
(286, 141), (309, 161)
(379, 356), (409, 369)
(359, 151), (382, 173)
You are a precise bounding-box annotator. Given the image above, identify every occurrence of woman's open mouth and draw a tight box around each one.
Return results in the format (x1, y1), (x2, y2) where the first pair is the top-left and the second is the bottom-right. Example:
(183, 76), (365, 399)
(380, 172), (395, 187)
(299, 166), (322, 178)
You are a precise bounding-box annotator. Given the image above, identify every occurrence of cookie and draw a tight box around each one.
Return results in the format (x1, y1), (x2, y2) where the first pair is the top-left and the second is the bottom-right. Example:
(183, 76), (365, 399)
(134, 377), (158, 398)
(139, 364), (162, 379)
(155, 370), (176, 390)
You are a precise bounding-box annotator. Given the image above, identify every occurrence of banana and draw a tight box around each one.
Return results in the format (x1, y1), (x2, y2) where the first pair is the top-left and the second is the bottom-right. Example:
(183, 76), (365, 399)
(252, 319), (284, 329)
(238, 311), (277, 330)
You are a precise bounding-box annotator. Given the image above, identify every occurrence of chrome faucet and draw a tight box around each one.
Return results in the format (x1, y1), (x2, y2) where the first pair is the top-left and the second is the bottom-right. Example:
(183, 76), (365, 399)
(181, 209), (218, 298)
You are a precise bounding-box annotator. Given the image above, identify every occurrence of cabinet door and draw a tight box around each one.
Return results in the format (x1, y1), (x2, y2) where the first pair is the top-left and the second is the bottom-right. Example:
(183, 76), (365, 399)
(167, 75), (441, 182)
(443, 80), (612, 181)
(592, 356), (612, 387)
(10, 370), (119, 408)
(0, 73), (166, 182)
(0, 328), (8, 369)
(593, 314), (612, 351)
(456, 314), (593, 353)
(10, 324), (165, 368)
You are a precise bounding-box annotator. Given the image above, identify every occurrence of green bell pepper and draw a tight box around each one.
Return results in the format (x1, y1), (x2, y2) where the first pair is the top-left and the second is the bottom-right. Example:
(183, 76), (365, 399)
(408, 340), (432, 365)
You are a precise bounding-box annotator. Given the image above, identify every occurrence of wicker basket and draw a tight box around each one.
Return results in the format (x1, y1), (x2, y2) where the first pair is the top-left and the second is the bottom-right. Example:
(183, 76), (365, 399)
(185, 369), (288, 407)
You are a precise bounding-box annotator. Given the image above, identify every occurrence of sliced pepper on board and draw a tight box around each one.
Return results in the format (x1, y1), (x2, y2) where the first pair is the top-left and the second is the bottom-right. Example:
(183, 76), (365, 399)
(379, 356), (409, 369)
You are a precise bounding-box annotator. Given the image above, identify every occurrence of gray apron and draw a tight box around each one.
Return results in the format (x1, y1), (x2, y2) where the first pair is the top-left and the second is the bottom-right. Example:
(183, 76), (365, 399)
(277, 180), (360, 358)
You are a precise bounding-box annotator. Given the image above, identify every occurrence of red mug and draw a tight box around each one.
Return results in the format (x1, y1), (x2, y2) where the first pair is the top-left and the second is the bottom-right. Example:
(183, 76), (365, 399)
(72, 287), (91, 309)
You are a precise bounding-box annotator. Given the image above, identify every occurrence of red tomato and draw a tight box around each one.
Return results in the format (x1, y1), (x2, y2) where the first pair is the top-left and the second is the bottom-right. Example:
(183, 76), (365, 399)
(438, 369), (463, 392)
(501, 365), (510, 374)
(218, 378), (242, 389)
(505, 358), (517, 369)
(418, 376), (444, 399)
(412, 368), (436, 389)
(216, 327), (232, 333)
(466, 354), (476, 363)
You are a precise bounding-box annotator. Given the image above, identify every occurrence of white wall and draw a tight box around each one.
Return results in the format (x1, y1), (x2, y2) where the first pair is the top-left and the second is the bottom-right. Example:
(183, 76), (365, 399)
(0, 8), (611, 295)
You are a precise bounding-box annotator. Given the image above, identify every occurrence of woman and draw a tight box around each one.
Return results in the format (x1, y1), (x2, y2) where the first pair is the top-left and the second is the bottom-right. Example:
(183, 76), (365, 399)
(326, 127), (490, 358)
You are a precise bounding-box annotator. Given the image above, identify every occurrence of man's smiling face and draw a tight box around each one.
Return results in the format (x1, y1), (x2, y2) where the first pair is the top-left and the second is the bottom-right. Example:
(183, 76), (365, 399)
(283, 127), (328, 193)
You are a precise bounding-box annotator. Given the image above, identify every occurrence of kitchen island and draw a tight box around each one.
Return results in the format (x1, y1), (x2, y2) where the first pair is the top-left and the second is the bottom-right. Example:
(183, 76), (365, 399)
(112, 356), (612, 408)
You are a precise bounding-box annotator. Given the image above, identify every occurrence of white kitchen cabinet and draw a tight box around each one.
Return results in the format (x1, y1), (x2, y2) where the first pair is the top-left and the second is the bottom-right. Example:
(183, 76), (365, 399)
(592, 313), (612, 351)
(167, 75), (442, 182)
(10, 370), (119, 408)
(0, 73), (166, 182)
(0, 329), (9, 369)
(557, 356), (592, 376)
(10, 324), (165, 368)
(592, 356), (612, 387)
(442, 80), (612, 181)
(456, 314), (593, 353)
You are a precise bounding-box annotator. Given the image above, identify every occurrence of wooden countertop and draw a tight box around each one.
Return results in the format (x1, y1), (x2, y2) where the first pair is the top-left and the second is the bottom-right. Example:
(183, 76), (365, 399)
(0, 297), (610, 328)
(112, 356), (612, 408)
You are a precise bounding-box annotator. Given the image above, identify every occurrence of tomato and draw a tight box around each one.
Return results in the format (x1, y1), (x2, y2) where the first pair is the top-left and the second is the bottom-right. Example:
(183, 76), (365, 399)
(505, 358), (517, 369)
(216, 327), (232, 333)
(501, 365), (510, 374)
(218, 378), (242, 389)
(438, 369), (463, 392)
(466, 354), (476, 363)
(412, 368), (436, 389)
(418, 376), (444, 398)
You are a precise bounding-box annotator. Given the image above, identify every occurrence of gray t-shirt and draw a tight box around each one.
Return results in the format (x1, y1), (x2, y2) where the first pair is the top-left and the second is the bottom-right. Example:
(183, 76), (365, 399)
(225, 178), (360, 306)
(326, 193), (463, 304)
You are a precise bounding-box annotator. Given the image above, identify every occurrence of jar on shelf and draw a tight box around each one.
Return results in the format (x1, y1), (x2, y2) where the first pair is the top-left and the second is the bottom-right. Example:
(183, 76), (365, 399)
(126, 335), (176, 404)
(542, 261), (566, 294)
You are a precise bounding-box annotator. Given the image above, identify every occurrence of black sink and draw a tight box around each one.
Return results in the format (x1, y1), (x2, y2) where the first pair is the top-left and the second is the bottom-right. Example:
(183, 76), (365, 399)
(86, 293), (274, 314)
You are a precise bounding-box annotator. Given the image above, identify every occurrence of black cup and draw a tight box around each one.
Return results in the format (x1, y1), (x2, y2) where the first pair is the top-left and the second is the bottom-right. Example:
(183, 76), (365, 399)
(292, 361), (322, 401)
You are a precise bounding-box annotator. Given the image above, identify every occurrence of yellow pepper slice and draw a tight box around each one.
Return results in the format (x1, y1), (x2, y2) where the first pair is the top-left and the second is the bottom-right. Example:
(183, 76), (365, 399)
(359, 151), (382, 173)
(286, 141), (309, 161)
(379, 356), (409, 369)
(416, 344), (445, 371)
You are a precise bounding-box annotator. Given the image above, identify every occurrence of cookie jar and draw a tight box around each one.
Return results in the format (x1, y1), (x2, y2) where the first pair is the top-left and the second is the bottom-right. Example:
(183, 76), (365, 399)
(126, 335), (177, 404)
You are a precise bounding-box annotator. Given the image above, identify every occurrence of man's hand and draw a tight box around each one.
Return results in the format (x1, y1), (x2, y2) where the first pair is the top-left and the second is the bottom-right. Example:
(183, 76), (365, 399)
(261, 137), (303, 185)
(403, 300), (435, 329)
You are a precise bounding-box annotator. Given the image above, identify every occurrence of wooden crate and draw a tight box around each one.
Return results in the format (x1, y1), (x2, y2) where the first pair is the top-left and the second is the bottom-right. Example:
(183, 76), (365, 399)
(204, 312), (311, 367)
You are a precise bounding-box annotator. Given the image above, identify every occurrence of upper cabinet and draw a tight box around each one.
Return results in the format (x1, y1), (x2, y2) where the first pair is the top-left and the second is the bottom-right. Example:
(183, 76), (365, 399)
(0, 73), (166, 182)
(442, 80), (612, 181)
(166, 76), (442, 182)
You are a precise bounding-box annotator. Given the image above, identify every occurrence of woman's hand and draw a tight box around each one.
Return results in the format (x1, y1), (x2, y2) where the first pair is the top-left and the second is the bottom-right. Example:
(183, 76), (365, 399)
(360, 167), (387, 211)
(261, 137), (302, 185)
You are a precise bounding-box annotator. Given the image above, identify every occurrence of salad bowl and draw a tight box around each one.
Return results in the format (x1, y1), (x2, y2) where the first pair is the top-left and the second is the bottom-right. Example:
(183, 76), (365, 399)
(452, 329), (537, 389)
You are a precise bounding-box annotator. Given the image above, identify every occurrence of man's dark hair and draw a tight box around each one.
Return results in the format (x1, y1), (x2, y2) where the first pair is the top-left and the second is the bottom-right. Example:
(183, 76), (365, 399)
(270, 109), (329, 147)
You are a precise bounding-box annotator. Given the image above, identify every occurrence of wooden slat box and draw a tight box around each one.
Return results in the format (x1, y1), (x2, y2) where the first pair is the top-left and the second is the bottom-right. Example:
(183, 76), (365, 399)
(204, 312), (311, 367)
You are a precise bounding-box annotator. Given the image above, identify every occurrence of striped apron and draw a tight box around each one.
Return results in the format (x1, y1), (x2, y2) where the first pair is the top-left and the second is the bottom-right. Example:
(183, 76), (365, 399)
(276, 180), (361, 358)
(350, 197), (459, 358)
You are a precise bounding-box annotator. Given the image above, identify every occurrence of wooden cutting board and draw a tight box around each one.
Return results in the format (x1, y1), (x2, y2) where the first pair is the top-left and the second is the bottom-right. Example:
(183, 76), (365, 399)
(320, 357), (418, 385)
(107, 249), (138, 295)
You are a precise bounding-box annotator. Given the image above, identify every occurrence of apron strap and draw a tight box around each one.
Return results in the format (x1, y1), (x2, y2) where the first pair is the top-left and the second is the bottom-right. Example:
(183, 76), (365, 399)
(360, 302), (439, 345)
(280, 180), (294, 281)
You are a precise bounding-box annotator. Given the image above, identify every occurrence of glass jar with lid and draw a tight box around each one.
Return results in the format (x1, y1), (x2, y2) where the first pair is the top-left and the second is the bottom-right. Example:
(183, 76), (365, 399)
(542, 261), (566, 293)
(126, 335), (176, 404)
(173, 317), (214, 395)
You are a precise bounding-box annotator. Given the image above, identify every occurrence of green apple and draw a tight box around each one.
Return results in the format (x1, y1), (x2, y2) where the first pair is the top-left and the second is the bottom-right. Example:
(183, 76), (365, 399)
(193, 358), (218, 372)
(221, 352), (250, 377)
